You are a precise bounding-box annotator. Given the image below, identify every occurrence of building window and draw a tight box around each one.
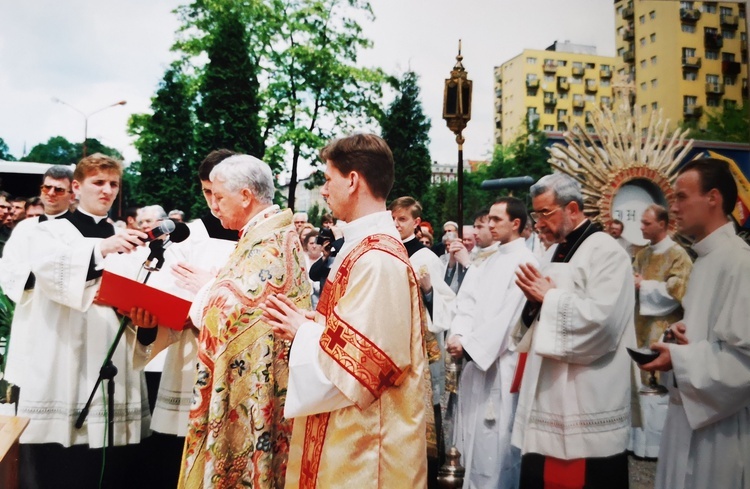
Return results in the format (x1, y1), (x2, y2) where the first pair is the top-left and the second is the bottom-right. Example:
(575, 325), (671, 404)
(586, 62), (596, 69)
(720, 6), (732, 16)
(683, 47), (697, 58)
(558, 109), (568, 117)
(682, 24), (696, 33)
(544, 124), (554, 131)
(585, 94), (596, 102)
(601, 79), (611, 87)
(680, 1), (694, 8)
(724, 99), (737, 108)
(722, 30), (735, 39)
(544, 74), (555, 82)
(651, 78), (658, 88)
(684, 95), (698, 106)
(526, 57), (537, 64)
(573, 108), (584, 116)
(706, 74), (720, 84)
(641, 59), (647, 68)
(651, 56), (658, 65)
(706, 97), (720, 107)
(705, 26), (718, 35)
(640, 14), (646, 24)
(683, 71), (698, 80)
(725, 76), (735, 86)
(723, 52), (736, 61)
(641, 105), (648, 114)
(640, 37), (646, 46)
(706, 50), (719, 60)
(650, 10), (656, 19)
(650, 33), (656, 42)
(544, 106), (555, 114)
(652, 102), (658, 110)
(526, 88), (538, 96)
(641, 82), (647, 90)
(559, 92), (569, 99)
(570, 76), (582, 84)
(703, 3), (717, 14)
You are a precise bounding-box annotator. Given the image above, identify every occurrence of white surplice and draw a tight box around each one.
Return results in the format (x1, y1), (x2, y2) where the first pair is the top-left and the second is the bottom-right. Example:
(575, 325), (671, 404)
(406, 238), (455, 405)
(511, 231), (637, 460)
(121, 218), (237, 436)
(4, 218), (149, 447)
(656, 223), (750, 489)
(451, 237), (538, 489)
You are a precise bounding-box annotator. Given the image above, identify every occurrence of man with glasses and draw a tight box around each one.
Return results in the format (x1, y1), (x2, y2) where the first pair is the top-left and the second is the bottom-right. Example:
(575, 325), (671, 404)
(0, 166), (75, 302)
(511, 173), (636, 489)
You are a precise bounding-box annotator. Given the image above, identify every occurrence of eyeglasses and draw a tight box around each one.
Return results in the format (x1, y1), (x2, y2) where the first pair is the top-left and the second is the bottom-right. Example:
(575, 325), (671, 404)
(40, 184), (72, 195)
(530, 206), (562, 222)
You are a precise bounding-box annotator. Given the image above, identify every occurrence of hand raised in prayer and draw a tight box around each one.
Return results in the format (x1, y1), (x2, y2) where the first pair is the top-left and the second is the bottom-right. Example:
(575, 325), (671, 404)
(101, 229), (148, 256)
(171, 262), (215, 294)
(260, 294), (315, 342)
(447, 240), (470, 268)
(515, 263), (555, 303)
(446, 334), (464, 360)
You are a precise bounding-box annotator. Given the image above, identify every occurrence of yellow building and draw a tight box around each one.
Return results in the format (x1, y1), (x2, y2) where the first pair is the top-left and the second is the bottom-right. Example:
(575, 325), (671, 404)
(614, 0), (748, 129)
(493, 42), (618, 146)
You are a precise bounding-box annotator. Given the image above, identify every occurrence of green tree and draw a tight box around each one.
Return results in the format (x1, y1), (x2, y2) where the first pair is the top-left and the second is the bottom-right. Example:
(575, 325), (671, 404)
(194, 11), (264, 164)
(127, 66), (198, 217)
(381, 71), (432, 203)
(22, 136), (122, 165)
(0, 138), (15, 161)
(263, 0), (384, 210)
(681, 103), (750, 143)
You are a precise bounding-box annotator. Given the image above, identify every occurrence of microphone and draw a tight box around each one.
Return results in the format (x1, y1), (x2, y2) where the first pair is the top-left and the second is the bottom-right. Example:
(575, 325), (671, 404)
(145, 240), (166, 271)
(167, 221), (190, 244)
(145, 219), (176, 241)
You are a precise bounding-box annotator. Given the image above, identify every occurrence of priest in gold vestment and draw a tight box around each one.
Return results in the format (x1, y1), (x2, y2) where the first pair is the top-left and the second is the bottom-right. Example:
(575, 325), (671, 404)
(179, 155), (311, 489)
(262, 134), (428, 489)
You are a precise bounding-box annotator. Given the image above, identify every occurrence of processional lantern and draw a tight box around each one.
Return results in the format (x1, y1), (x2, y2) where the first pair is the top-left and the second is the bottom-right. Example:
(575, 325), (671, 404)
(442, 40), (472, 237)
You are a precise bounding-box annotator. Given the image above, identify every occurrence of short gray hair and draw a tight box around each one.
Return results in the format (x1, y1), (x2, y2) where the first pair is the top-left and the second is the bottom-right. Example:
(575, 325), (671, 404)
(210, 155), (275, 204)
(530, 173), (583, 210)
(141, 204), (168, 219)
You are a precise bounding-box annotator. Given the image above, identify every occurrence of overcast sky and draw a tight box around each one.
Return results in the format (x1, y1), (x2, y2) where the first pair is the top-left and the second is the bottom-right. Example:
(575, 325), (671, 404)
(0, 0), (616, 173)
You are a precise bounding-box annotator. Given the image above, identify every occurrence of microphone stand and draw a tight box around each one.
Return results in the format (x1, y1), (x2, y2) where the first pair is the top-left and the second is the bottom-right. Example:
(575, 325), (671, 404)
(76, 239), (168, 449)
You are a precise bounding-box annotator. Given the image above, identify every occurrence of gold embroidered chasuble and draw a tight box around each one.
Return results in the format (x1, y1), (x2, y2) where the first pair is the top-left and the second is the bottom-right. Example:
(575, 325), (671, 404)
(180, 208), (311, 489)
(285, 234), (429, 489)
(633, 242), (692, 346)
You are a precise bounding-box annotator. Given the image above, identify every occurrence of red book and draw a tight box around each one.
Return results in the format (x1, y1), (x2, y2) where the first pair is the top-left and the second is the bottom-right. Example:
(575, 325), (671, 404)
(95, 270), (190, 331)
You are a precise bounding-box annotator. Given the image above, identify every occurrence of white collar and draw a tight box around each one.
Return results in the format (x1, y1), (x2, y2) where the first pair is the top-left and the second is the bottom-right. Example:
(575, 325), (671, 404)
(340, 211), (398, 243)
(240, 205), (280, 236)
(46, 210), (68, 219)
(692, 222), (736, 257)
(402, 234), (416, 244)
(499, 236), (527, 254)
(649, 236), (674, 254)
(76, 206), (108, 223)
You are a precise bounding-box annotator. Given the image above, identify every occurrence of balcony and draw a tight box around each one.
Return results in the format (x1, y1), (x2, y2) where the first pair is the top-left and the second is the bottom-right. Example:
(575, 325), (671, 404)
(572, 99), (585, 109)
(723, 60), (742, 76)
(544, 94), (558, 106)
(572, 66), (585, 76)
(705, 82), (725, 94)
(543, 62), (558, 73)
(558, 80), (570, 91)
(585, 80), (598, 92)
(622, 28), (635, 41)
(600, 68), (612, 78)
(622, 6), (634, 19)
(684, 105), (703, 117)
(623, 50), (635, 63)
(705, 32), (724, 49)
(680, 8), (701, 22)
(682, 56), (702, 69)
(526, 78), (540, 88)
(721, 14), (739, 28)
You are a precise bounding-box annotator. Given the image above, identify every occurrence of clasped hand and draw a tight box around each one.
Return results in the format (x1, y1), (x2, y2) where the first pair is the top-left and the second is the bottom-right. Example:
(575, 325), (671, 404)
(260, 294), (315, 342)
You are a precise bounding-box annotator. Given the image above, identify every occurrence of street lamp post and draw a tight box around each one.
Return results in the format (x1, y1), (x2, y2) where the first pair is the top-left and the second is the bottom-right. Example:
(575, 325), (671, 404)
(442, 41), (473, 237)
(52, 98), (127, 158)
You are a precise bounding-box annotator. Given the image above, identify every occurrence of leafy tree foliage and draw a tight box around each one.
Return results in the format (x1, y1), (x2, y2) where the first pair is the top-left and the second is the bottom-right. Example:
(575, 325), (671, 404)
(22, 136), (122, 165)
(681, 103), (750, 143)
(127, 66), (198, 217)
(0, 138), (15, 161)
(381, 71), (432, 203)
(194, 11), (265, 163)
(421, 128), (551, 227)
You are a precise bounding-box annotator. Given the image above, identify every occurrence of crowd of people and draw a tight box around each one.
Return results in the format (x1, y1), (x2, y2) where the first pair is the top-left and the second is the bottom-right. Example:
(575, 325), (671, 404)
(0, 134), (747, 489)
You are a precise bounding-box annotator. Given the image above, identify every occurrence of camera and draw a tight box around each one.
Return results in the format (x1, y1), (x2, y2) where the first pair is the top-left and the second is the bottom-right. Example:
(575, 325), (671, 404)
(316, 228), (335, 245)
